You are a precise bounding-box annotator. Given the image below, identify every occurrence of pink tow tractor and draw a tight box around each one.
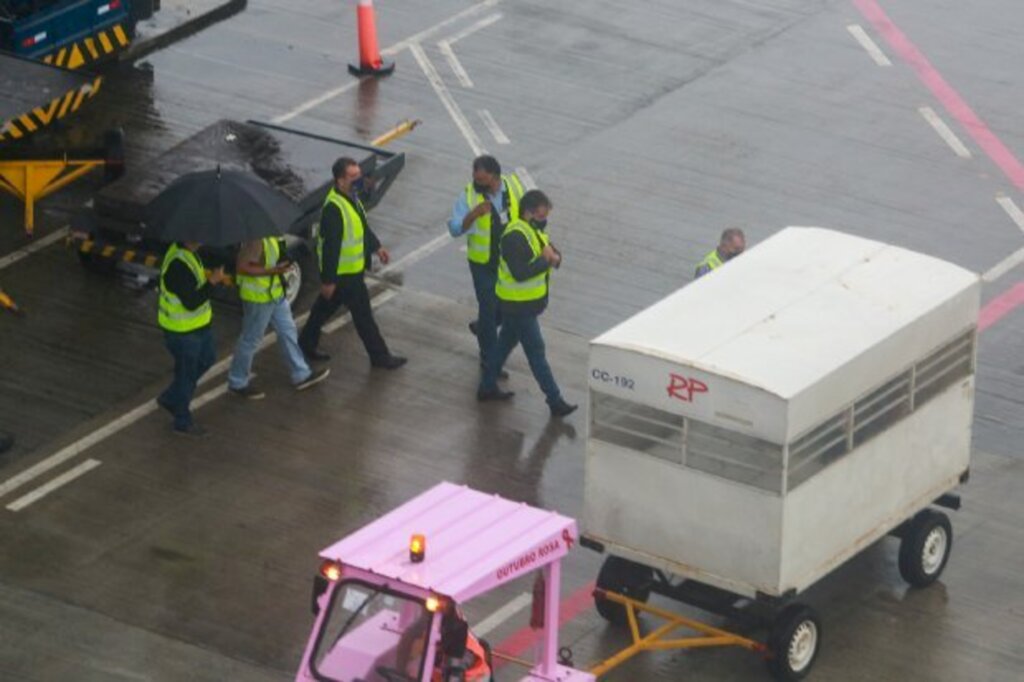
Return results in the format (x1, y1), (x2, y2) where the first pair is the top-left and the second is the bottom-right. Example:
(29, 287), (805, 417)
(295, 482), (595, 682)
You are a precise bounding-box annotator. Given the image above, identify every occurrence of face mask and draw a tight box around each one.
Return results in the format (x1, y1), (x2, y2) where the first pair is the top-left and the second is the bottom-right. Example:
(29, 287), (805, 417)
(352, 177), (366, 194)
(472, 182), (489, 195)
(529, 218), (548, 230)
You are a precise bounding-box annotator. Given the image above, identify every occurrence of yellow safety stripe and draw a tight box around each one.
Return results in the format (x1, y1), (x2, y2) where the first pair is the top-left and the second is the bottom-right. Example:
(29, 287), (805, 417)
(0, 77), (102, 145)
(37, 23), (131, 71)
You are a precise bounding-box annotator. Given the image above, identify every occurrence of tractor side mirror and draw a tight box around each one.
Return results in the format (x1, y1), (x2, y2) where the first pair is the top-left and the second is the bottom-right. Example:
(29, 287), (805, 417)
(440, 613), (468, 659)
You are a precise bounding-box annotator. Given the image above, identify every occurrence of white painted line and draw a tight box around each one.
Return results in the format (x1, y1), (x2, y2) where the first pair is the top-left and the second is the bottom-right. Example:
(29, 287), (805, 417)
(847, 24), (892, 67)
(6, 459), (101, 512)
(515, 166), (536, 190)
(983, 245), (1024, 283)
(410, 43), (485, 156)
(276, 0), (501, 124)
(380, 232), (452, 276)
(918, 106), (972, 158)
(0, 226), (70, 271)
(384, 0), (501, 56)
(0, 292), (390, 501)
(446, 13), (503, 46)
(474, 592), (533, 637)
(272, 81), (361, 124)
(997, 195), (1024, 233)
(479, 109), (510, 145)
(324, 288), (399, 333)
(438, 40), (474, 88)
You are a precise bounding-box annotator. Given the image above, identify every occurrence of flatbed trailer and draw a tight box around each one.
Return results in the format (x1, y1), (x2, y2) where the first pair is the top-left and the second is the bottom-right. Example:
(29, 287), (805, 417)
(72, 118), (406, 305)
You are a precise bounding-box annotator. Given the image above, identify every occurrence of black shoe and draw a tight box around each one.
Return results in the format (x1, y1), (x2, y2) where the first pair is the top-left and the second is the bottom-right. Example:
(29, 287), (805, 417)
(477, 387), (515, 402)
(295, 367), (331, 391)
(469, 320), (479, 337)
(371, 355), (407, 370)
(478, 360), (509, 380)
(303, 347), (331, 363)
(156, 396), (175, 415)
(173, 423), (209, 438)
(229, 385), (266, 400)
(549, 400), (578, 418)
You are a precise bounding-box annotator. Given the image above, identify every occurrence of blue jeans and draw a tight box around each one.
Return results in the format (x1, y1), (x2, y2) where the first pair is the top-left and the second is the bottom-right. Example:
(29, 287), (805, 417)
(229, 297), (311, 389)
(160, 326), (216, 430)
(479, 312), (562, 405)
(469, 262), (501, 361)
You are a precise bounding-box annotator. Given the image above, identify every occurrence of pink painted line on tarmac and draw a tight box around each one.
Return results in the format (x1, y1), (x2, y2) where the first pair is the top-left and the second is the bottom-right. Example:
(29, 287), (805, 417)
(492, 581), (595, 670)
(852, 0), (1024, 191)
(979, 282), (1024, 332)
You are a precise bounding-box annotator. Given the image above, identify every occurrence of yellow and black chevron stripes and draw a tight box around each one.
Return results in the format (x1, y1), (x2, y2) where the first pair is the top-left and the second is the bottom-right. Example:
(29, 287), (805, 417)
(76, 239), (162, 269)
(0, 76), (103, 144)
(41, 23), (131, 70)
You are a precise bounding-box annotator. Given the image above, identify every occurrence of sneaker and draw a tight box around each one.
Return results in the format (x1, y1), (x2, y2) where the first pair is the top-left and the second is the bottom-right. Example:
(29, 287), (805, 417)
(468, 320), (479, 337)
(302, 347), (331, 362)
(295, 367), (331, 391)
(173, 423), (209, 438)
(371, 355), (407, 370)
(549, 400), (578, 418)
(477, 387), (515, 402)
(229, 385), (266, 400)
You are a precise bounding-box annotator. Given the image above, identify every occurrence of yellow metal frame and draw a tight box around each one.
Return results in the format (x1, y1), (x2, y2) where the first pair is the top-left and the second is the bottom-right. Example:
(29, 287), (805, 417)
(0, 158), (104, 236)
(370, 119), (421, 147)
(588, 589), (766, 678)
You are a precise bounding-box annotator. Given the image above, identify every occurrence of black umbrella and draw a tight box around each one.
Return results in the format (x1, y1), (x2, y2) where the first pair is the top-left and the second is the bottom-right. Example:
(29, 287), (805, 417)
(145, 168), (301, 246)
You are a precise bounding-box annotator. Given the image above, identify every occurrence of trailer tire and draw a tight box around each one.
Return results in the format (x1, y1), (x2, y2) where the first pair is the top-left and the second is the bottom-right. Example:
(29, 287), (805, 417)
(594, 556), (652, 627)
(766, 603), (821, 681)
(898, 509), (952, 588)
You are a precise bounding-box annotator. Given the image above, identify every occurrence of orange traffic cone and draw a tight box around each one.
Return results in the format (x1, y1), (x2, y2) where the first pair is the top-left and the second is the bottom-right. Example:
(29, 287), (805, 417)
(348, 0), (395, 77)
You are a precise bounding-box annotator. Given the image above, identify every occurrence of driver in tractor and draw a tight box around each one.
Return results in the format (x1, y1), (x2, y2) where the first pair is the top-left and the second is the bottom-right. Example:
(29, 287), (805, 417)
(393, 605), (492, 681)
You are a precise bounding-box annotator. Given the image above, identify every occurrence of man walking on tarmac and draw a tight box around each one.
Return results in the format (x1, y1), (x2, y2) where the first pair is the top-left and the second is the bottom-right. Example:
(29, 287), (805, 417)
(157, 241), (225, 437)
(694, 227), (746, 280)
(448, 155), (524, 372)
(228, 238), (330, 399)
(298, 157), (406, 370)
(477, 190), (577, 418)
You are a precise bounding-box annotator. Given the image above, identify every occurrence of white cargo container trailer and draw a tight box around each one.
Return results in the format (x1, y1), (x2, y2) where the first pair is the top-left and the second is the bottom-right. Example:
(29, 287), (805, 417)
(581, 227), (980, 679)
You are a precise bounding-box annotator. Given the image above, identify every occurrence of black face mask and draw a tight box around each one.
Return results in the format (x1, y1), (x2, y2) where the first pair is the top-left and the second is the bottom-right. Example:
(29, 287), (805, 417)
(529, 218), (548, 231)
(472, 182), (490, 195)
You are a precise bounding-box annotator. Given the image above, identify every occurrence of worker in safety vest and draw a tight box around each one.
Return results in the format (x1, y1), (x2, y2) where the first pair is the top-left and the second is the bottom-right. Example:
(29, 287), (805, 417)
(397, 611), (492, 681)
(298, 157), (406, 369)
(694, 227), (746, 280)
(448, 155), (524, 374)
(156, 242), (226, 437)
(477, 189), (576, 418)
(227, 238), (330, 399)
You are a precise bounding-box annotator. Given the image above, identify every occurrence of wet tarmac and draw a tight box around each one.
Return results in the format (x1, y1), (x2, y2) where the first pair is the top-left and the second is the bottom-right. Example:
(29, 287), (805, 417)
(2, 0), (1024, 680)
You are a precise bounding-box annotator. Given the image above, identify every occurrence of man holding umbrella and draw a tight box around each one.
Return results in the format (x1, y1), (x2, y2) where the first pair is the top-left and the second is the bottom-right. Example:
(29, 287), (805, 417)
(298, 157), (406, 369)
(156, 240), (226, 437)
(148, 166), (315, 435)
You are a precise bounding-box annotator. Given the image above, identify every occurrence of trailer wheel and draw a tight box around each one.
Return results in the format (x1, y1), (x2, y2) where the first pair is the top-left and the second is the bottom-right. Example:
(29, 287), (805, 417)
(594, 556), (652, 626)
(766, 603), (821, 681)
(898, 509), (952, 588)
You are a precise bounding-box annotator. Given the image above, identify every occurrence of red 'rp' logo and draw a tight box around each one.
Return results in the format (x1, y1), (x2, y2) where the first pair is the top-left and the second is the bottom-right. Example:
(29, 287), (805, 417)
(561, 529), (575, 549)
(667, 374), (708, 403)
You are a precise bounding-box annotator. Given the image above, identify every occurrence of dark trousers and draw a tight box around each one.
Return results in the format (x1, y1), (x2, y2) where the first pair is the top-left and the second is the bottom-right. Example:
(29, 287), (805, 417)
(469, 261), (501, 360)
(479, 311), (562, 405)
(159, 326), (216, 430)
(299, 276), (389, 361)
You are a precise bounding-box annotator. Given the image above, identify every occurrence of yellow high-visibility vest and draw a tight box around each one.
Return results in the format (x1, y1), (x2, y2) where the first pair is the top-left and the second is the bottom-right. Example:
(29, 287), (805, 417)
(158, 244), (212, 332)
(318, 188), (365, 275)
(496, 219), (550, 303)
(465, 173), (524, 265)
(236, 237), (285, 303)
(695, 249), (724, 278)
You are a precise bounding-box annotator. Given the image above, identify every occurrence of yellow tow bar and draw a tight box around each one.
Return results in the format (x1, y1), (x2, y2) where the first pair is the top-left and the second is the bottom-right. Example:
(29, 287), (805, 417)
(587, 589), (767, 678)
(0, 158), (104, 236)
